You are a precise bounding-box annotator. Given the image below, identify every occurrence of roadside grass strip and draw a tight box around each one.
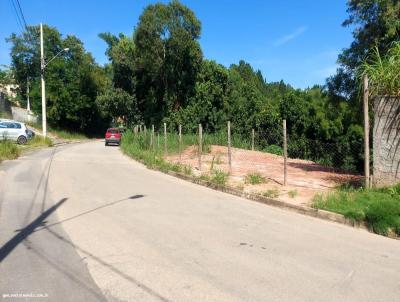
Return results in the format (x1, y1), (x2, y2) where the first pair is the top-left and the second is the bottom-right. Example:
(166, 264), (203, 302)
(0, 136), (52, 163)
(0, 140), (20, 162)
(313, 185), (400, 236)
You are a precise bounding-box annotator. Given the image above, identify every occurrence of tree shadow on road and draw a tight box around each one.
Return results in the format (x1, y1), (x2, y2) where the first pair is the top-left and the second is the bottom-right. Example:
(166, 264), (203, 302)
(33, 194), (145, 232)
(0, 197), (68, 262)
(0, 193), (172, 302)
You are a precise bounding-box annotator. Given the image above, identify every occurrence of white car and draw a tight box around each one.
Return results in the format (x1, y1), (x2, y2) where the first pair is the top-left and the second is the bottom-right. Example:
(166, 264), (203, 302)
(0, 119), (29, 144)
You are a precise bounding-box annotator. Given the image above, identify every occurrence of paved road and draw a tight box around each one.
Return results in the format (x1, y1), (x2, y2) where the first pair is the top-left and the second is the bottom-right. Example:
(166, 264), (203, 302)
(1, 141), (399, 302)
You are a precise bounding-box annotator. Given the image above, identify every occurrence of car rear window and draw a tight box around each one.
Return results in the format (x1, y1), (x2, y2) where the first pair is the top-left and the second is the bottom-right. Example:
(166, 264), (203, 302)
(107, 129), (119, 134)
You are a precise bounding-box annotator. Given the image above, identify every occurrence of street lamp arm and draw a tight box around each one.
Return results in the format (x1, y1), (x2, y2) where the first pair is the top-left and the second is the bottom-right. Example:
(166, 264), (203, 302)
(43, 48), (69, 69)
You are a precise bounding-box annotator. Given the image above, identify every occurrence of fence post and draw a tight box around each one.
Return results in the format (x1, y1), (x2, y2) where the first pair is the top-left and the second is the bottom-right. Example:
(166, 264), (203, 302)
(157, 132), (160, 150)
(198, 124), (202, 170)
(179, 124), (182, 161)
(283, 119), (288, 186)
(151, 125), (154, 150)
(164, 122), (167, 155)
(363, 74), (370, 189)
(252, 128), (255, 151)
(228, 121), (232, 172)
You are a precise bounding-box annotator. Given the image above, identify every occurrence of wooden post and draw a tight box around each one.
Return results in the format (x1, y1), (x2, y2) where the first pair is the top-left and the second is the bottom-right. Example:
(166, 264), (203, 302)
(363, 74), (370, 189)
(164, 122), (167, 155)
(252, 128), (255, 151)
(144, 125), (147, 143)
(151, 125), (154, 150)
(198, 124), (202, 170)
(283, 119), (287, 186)
(228, 121), (232, 172)
(157, 132), (160, 149)
(179, 124), (182, 161)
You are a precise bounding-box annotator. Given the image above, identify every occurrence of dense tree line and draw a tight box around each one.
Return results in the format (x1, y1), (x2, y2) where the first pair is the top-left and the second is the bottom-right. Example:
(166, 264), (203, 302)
(6, 25), (110, 133)
(5, 0), (400, 171)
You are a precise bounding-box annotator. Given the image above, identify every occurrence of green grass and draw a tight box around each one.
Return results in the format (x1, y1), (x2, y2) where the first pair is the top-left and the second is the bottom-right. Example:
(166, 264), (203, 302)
(262, 188), (280, 199)
(288, 189), (298, 198)
(183, 165), (192, 176)
(264, 144), (283, 156)
(0, 135), (53, 163)
(26, 122), (87, 140)
(120, 130), (183, 173)
(0, 140), (20, 162)
(210, 170), (229, 186)
(121, 130), (230, 186)
(360, 42), (400, 96)
(245, 172), (267, 185)
(51, 129), (87, 140)
(27, 136), (53, 147)
(313, 185), (400, 236)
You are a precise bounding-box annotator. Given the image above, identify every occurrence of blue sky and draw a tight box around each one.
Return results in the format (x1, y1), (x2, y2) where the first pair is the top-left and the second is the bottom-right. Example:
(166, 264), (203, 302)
(0, 0), (353, 89)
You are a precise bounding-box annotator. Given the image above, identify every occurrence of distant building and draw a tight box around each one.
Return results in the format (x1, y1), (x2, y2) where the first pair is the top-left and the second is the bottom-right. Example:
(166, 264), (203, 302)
(0, 83), (18, 99)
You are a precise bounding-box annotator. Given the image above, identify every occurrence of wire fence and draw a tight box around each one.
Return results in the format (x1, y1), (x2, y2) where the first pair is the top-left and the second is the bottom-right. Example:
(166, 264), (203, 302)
(130, 121), (365, 191)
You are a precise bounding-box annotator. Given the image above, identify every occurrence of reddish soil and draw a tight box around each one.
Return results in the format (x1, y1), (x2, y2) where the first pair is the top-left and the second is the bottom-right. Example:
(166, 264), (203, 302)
(167, 145), (362, 206)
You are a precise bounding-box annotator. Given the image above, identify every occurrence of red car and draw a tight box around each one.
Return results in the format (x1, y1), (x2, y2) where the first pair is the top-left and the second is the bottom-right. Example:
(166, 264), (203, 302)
(105, 128), (122, 146)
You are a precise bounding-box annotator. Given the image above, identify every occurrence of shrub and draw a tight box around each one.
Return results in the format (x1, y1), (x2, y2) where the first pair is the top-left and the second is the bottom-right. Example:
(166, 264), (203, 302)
(263, 188), (280, 198)
(245, 172), (267, 185)
(264, 144), (283, 156)
(210, 170), (229, 186)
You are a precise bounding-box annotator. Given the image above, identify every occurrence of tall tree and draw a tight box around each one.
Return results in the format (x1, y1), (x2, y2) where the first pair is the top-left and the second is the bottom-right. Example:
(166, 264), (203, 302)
(7, 25), (108, 133)
(327, 0), (400, 100)
(134, 0), (203, 126)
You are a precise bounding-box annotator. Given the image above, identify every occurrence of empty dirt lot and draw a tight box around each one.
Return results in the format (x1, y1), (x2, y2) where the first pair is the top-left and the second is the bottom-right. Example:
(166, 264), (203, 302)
(168, 145), (362, 206)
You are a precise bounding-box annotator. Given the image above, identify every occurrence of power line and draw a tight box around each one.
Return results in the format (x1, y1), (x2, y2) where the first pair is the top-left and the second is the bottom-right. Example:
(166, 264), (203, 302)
(15, 0), (29, 30)
(9, 0), (38, 44)
(9, 0), (25, 35)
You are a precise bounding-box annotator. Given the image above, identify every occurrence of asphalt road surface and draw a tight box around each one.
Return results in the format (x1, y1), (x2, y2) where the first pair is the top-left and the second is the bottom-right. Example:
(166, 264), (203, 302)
(0, 141), (399, 302)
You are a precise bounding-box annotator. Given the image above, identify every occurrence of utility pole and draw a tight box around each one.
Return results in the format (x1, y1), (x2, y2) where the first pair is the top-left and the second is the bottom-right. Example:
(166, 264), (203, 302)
(40, 23), (47, 137)
(26, 78), (30, 112)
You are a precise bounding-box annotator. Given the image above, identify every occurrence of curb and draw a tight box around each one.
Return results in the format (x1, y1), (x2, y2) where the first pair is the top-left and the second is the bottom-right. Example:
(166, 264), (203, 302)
(164, 170), (368, 230)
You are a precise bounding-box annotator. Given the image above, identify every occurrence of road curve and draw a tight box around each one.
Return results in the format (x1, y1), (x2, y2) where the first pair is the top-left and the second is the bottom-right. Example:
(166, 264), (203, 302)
(1, 141), (400, 302)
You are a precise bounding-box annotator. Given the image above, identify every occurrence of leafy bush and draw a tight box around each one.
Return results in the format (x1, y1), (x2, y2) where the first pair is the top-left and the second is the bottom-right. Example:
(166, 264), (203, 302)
(264, 144), (283, 156)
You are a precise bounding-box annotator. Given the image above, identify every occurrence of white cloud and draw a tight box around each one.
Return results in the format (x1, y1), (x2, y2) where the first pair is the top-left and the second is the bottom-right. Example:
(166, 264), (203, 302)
(273, 26), (308, 47)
